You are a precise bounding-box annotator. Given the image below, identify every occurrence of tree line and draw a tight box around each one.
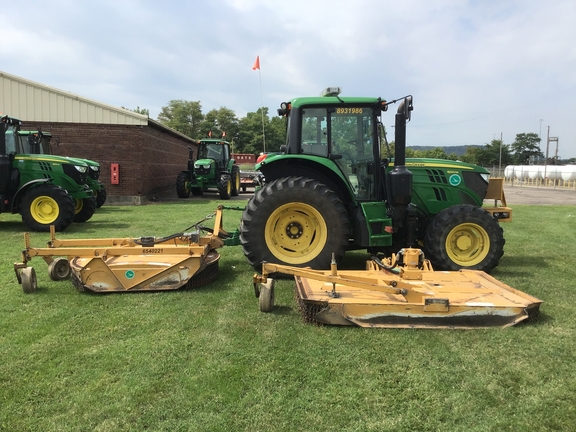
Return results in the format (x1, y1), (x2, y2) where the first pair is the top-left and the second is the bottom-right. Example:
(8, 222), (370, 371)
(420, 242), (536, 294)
(132, 102), (575, 165)
(132, 100), (285, 155)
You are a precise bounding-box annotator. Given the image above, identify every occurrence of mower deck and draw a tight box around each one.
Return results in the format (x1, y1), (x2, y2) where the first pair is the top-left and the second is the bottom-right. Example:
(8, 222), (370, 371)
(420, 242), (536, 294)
(14, 207), (230, 294)
(255, 249), (542, 329)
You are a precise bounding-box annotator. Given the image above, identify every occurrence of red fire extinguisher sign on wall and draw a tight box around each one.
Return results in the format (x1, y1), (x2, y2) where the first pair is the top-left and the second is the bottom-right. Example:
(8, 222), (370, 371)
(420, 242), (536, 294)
(111, 163), (119, 184)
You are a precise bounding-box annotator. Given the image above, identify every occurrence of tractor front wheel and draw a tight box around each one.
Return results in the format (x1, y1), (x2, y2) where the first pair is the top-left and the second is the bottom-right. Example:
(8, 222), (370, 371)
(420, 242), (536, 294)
(176, 172), (191, 198)
(424, 204), (504, 272)
(73, 197), (97, 223)
(95, 184), (107, 208)
(218, 174), (232, 200)
(240, 177), (350, 271)
(20, 184), (75, 232)
(231, 165), (241, 197)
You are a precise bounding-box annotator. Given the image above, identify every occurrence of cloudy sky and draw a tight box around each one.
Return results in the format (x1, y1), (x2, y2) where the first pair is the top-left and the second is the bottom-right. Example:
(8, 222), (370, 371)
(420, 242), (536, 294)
(2, 0), (576, 157)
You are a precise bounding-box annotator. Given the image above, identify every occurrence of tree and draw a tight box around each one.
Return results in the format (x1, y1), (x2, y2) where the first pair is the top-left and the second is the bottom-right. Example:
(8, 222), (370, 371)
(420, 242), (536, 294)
(157, 100), (204, 138)
(510, 133), (543, 164)
(457, 141), (513, 168)
(122, 106), (150, 116)
(200, 107), (240, 143)
(236, 108), (286, 155)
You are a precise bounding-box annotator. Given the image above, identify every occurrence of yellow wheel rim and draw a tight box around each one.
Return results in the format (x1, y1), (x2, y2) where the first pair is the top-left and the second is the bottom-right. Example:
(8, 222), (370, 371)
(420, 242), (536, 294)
(30, 196), (60, 224)
(445, 222), (490, 266)
(235, 173), (240, 191)
(265, 202), (328, 264)
(74, 198), (83, 214)
(226, 179), (231, 195)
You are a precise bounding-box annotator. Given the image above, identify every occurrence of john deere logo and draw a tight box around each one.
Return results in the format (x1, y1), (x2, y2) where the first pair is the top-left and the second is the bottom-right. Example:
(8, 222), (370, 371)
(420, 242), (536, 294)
(125, 270), (135, 279)
(449, 174), (461, 186)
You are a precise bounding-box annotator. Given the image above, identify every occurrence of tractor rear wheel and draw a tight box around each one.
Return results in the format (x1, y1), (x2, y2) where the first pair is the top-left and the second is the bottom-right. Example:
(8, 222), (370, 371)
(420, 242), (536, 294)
(424, 204), (504, 272)
(240, 177), (350, 272)
(218, 174), (232, 199)
(176, 172), (191, 198)
(20, 184), (75, 232)
(231, 165), (241, 197)
(73, 197), (96, 223)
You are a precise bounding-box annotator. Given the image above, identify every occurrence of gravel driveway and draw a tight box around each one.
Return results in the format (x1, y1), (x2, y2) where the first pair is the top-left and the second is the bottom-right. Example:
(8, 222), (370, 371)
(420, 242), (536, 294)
(502, 185), (576, 205)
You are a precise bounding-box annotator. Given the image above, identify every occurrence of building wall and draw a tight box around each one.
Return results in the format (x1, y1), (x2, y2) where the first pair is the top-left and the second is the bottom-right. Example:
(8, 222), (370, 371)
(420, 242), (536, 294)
(22, 121), (193, 205)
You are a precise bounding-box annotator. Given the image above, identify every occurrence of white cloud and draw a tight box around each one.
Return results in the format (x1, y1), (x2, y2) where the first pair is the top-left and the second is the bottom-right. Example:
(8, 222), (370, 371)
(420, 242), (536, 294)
(2, 0), (576, 157)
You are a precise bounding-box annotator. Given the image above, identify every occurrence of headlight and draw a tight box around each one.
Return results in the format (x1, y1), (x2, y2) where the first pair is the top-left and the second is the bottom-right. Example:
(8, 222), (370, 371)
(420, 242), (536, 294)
(75, 165), (88, 173)
(90, 166), (100, 172)
(480, 173), (489, 183)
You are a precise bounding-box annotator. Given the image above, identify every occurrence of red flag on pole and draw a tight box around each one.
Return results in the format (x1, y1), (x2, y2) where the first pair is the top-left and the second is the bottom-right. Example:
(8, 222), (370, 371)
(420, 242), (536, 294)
(252, 56), (260, 70)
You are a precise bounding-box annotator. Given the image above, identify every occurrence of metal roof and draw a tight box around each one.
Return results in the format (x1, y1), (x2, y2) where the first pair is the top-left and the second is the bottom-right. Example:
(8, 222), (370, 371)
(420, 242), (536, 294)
(0, 70), (148, 125)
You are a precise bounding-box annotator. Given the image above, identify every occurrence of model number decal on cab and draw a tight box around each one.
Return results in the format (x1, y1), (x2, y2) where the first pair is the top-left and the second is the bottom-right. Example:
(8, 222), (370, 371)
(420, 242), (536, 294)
(336, 107), (363, 114)
(143, 248), (163, 254)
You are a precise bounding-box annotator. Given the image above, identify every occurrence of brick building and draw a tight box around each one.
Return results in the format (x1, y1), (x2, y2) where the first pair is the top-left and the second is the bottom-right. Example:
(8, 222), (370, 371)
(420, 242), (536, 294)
(0, 71), (196, 204)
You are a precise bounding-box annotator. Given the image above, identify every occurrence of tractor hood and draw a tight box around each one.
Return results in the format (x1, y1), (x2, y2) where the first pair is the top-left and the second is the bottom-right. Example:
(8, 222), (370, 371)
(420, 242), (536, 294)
(194, 158), (215, 168)
(15, 154), (89, 168)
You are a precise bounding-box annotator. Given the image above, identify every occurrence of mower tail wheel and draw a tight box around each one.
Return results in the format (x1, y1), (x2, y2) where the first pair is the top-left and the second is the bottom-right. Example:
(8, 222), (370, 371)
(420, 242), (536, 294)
(259, 279), (275, 312)
(21, 267), (38, 294)
(48, 258), (72, 281)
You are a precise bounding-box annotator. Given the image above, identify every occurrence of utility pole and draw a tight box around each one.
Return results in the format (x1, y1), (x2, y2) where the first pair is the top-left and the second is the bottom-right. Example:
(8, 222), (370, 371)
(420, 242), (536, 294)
(544, 126), (550, 183)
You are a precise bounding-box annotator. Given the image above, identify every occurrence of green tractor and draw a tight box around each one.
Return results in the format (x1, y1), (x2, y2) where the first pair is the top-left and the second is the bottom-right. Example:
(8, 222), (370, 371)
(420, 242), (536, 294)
(1, 115), (94, 231)
(240, 89), (509, 273)
(18, 130), (107, 208)
(176, 138), (241, 200)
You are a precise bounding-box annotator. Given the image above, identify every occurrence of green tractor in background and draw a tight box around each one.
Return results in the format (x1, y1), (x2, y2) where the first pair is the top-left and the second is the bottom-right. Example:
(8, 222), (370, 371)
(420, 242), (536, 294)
(176, 138), (241, 200)
(1, 115), (93, 231)
(240, 89), (510, 273)
(18, 130), (107, 208)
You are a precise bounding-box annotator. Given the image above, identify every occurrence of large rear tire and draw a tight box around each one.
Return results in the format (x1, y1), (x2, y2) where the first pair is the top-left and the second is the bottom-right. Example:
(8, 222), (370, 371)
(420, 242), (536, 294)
(73, 197), (96, 223)
(20, 184), (75, 232)
(176, 172), (191, 198)
(240, 177), (350, 271)
(424, 204), (504, 272)
(231, 165), (241, 197)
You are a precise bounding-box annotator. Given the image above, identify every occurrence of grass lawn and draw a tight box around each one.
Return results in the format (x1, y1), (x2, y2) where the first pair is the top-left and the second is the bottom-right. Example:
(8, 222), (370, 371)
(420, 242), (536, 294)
(1, 199), (575, 431)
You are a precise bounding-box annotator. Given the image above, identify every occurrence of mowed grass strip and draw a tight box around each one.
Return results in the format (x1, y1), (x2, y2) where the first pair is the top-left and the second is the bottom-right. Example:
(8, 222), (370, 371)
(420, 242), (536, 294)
(1, 200), (575, 431)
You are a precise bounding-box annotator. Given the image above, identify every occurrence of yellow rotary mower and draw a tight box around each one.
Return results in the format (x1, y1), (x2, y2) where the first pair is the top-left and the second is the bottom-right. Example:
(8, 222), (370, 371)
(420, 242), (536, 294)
(14, 206), (237, 293)
(253, 248), (542, 329)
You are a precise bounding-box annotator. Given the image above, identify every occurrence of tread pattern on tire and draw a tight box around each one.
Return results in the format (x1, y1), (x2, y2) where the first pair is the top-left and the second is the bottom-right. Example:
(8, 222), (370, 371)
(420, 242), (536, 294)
(176, 172), (191, 198)
(20, 184), (75, 232)
(424, 204), (504, 272)
(231, 165), (241, 197)
(240, 176), (350, 271)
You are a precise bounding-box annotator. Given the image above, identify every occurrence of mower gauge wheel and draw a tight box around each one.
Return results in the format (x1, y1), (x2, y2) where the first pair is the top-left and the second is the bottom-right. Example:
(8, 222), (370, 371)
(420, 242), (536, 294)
(48, 258), (72, 281)
(21, 267), (38, 294)
(259, 279), (275, 312)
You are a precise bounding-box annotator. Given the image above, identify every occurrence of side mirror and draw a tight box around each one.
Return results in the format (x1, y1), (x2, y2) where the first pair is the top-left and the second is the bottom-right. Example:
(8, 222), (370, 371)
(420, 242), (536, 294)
(397, 96), (413, 121)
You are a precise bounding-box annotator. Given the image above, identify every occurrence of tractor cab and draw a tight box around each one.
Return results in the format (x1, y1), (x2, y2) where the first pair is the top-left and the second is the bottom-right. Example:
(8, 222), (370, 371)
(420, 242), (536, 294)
(197, 139), (230, 172)
(0, 115), (22, 196)
(265, 88), (388, 203)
